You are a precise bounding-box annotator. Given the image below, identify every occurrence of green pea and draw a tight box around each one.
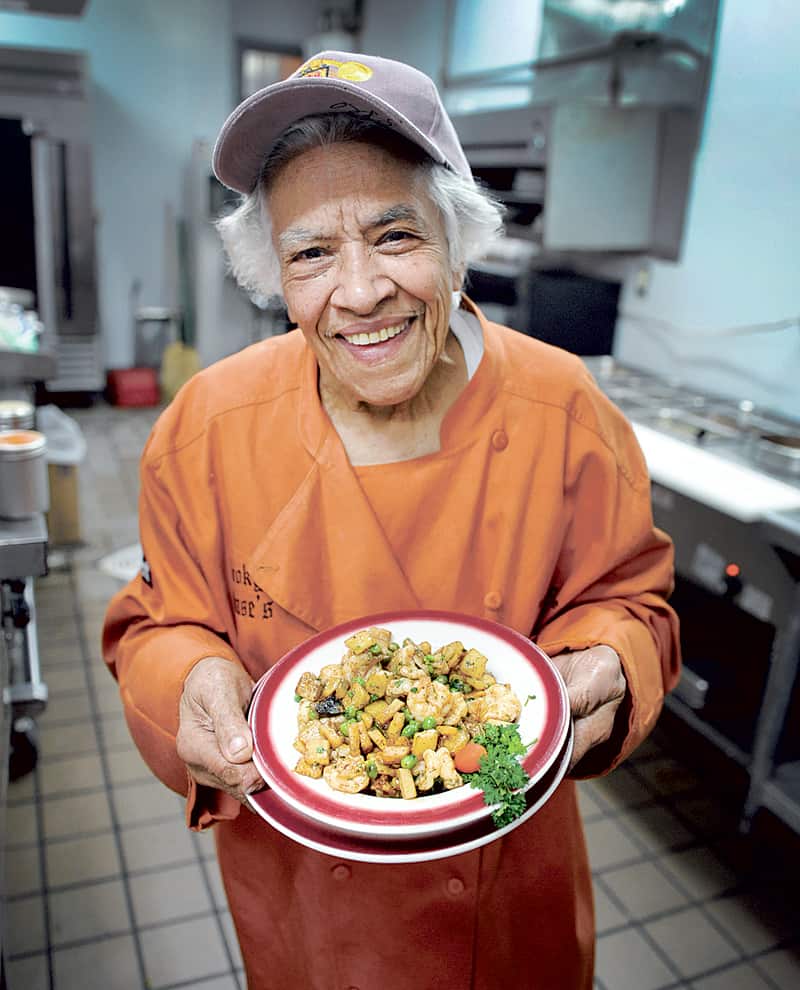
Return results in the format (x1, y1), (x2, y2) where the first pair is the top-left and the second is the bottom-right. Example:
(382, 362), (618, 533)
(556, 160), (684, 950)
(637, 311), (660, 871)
(400, 754), (418, 769)
(294, 693), (302, 702)
(369, 694), (379, 702)
(355, 676), (366, 686)
(366, 761), (378, 778)
(401, 721), (419, 737)
(422, 716), (437, 730)
(307, 709), (319, 720)
(370, 644), (382, 655)
(389, 642), (400, 651)
(339, 720), (355, 737)
(424, 653), (436, 662)
(436, 676), (449, 684)
(344, 705), (357, 719)
(410, 687), (419, 694)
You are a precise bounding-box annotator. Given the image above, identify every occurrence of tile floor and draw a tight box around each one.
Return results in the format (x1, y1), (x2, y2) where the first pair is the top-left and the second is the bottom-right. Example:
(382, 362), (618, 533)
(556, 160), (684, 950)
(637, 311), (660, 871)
(4, 402), (800, 990)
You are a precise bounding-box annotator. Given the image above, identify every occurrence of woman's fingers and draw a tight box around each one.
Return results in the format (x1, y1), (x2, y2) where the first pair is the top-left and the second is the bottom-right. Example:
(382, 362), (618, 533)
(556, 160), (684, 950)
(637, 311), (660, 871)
(177, 656), (265, 803)
(550, 646), (626, 770)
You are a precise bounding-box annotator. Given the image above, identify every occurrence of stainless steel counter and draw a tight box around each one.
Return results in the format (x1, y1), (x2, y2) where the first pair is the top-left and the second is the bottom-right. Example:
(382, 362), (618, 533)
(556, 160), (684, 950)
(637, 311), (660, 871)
(0, 515), (48, 579)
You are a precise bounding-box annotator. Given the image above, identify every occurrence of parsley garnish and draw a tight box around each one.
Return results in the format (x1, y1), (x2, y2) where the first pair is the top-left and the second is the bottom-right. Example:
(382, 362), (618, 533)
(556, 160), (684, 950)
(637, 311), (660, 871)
(462, 723), (531, 829)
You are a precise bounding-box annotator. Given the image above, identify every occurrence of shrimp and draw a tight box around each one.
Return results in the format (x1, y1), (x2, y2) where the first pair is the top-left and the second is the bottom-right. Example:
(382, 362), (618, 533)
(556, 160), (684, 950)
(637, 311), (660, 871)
(323, 754), (371, 794)
(467, 683), (522, 724)
(406, 679), (450, 722)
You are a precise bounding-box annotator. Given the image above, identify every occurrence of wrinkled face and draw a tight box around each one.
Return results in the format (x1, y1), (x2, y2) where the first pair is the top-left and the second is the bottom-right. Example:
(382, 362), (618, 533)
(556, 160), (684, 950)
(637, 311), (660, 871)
(267, 141), (457, 408)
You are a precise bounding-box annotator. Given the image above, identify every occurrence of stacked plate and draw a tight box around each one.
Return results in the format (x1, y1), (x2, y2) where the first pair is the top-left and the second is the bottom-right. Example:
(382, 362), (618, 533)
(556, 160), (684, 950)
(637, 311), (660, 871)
(247, 610), (572, 864)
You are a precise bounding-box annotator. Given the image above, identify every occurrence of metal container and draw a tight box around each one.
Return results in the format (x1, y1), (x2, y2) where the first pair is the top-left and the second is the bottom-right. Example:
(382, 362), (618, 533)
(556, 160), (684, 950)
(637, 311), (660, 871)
(0, 398), (35, 432)
(0, 430), (49, 519)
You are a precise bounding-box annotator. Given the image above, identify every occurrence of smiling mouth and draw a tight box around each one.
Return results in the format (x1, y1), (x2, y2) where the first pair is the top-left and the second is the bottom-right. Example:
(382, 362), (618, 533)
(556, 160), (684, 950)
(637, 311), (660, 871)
(337, 318), (413, 347)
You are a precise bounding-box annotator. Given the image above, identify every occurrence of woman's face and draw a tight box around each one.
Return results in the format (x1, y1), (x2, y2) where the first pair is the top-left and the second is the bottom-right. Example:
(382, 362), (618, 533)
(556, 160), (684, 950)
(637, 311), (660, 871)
(267, 141), (457, 408)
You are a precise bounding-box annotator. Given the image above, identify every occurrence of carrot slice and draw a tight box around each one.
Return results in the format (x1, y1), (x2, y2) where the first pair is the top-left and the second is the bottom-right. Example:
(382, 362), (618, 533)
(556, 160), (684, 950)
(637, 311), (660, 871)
(453, 742), (488, 773)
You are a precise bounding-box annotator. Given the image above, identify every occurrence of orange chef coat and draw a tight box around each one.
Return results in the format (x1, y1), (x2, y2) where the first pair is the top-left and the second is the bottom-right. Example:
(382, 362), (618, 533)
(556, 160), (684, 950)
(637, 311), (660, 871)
(103, 302), (680, 990)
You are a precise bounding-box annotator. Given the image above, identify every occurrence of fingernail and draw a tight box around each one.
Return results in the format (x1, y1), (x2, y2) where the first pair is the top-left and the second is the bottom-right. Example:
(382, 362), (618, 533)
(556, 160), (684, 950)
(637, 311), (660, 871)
(228, 735), (248, 756)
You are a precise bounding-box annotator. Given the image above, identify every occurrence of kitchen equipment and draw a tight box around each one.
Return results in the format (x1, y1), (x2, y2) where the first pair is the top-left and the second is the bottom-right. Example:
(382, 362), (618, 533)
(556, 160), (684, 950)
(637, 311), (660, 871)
(0, 430), (49, 519)
(0, 399), (35, 432)
(583, 356), (800, 833)
(248, 610), (570, 842)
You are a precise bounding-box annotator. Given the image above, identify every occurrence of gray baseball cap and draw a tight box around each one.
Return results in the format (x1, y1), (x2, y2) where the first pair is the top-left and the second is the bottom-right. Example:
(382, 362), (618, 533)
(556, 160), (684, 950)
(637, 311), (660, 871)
(212, 50), (472, 193)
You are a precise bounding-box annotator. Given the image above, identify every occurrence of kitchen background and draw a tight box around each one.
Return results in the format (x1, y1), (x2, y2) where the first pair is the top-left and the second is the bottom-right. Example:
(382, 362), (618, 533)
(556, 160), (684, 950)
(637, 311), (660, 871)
(1, 1), (800, 989)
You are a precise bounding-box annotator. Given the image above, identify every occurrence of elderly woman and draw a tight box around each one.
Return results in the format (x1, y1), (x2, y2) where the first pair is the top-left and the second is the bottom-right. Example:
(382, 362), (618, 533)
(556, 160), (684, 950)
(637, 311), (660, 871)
(103, 51), (680, 990)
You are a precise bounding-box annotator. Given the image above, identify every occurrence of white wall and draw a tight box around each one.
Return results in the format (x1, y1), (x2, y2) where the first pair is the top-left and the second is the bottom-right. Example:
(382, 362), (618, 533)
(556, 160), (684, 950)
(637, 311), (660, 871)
(360, 0), (448, 81)
(0, 0), (340, 370)
(0, 0), (234, 369)
(614, 0), (800, 420)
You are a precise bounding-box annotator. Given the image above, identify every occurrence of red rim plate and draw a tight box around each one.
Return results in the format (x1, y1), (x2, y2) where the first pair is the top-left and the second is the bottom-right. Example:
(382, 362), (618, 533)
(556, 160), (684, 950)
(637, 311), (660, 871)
(247, 723), (574, 863)
(249, 610), (570, 839)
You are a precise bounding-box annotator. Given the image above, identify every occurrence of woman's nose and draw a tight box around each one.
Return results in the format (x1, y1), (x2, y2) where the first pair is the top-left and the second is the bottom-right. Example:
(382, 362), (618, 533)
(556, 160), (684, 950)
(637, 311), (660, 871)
(330, 249), (394, 314)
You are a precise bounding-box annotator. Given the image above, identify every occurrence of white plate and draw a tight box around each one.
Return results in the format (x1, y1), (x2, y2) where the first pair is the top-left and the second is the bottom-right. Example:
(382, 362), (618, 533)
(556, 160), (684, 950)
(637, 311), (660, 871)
(247, 724), (574, 864)
(248, 610), (570, 840)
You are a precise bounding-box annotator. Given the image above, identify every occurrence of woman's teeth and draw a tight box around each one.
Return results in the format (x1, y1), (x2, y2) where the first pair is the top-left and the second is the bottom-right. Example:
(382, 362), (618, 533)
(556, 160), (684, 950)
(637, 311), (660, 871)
(345, 321), (408, 346)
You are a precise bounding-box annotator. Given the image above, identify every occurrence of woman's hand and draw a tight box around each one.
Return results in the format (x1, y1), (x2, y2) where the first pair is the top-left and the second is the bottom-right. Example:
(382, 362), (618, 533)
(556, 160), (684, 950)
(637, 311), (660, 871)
(550, 646), (627, 772)
(176, 656), (265, 803)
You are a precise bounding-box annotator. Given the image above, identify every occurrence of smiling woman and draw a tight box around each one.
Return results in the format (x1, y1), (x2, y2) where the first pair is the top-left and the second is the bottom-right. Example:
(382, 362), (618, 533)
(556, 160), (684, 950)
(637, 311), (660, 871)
(102, 48), (681, 990)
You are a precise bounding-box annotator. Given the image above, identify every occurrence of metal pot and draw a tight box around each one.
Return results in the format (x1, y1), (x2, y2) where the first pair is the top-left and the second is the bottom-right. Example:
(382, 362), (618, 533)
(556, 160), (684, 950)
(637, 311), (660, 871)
(0, 398), (35, 432)
(0, 430), (49, 519)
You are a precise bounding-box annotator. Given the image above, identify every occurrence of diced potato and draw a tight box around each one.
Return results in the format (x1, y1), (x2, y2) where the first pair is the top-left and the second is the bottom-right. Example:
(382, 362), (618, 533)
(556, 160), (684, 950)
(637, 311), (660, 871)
(364, 669), (389, 698)
(379, 744), (411, 764)
(294, 758), (324, 779)
(437, 724), (458, 736)
(345, 629), (378, 654)
(386, 711), (405, 739)
(441, 641), (465, 670)
(348, 722), (361, 756)
(358, 722), (373, 754)
(440, 727), (470, 754)
(359, 711), (374, 729)
(295, 671), (322, 702)
(364, 699), (388, 720)
(368, 728), (387, 750)
(376, 699), (404, 726)
(411, 729), (439, 757)
(397, 767), (417, 800)
(319, 722), (342, 748)
(349, 682), (371, 709)
(459, 648), (488, 679)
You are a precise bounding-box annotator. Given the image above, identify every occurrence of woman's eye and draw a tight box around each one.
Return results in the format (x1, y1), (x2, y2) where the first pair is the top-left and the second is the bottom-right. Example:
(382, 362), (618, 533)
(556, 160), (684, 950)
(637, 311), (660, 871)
(379, 229), (413, 245)
(292, 247), (326, 262)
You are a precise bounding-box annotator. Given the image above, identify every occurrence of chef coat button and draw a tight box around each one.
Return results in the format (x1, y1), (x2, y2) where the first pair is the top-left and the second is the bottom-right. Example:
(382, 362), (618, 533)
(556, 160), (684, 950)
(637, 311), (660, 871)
(491, 430), (508, 451)
(484, 591), (503, 610)
(447, 876), (465, 895)
(332, 864), (351, 880)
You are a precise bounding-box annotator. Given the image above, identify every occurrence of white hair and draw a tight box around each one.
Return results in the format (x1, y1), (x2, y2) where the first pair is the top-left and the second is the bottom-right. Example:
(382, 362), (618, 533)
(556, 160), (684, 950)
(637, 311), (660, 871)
(215, 114), (505, 302)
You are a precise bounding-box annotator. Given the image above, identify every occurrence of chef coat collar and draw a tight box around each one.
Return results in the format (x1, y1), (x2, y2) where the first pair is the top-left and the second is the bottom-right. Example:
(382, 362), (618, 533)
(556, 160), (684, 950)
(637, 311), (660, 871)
(252, 299), (504, 632)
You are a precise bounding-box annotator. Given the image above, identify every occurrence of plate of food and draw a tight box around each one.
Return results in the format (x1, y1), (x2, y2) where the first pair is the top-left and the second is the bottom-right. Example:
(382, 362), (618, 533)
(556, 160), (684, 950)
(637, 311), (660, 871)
(247, 723), (574, 864)
(248, 611), (570, 840)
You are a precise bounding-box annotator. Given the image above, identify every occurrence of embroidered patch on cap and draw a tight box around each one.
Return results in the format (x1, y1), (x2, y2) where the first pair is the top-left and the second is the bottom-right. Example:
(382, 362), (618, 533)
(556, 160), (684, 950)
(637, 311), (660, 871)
(296, 58), (373, 82)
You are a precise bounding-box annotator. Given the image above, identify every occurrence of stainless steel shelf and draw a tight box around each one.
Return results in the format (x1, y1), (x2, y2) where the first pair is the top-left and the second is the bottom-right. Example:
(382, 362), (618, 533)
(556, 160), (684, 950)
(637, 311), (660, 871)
(0, 349), (57, 384)
(0, 515), (48, 579)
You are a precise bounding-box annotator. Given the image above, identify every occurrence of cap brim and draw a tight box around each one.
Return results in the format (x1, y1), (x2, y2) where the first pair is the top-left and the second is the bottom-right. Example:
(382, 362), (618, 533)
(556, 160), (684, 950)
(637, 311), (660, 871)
(212, 76), (452, 194)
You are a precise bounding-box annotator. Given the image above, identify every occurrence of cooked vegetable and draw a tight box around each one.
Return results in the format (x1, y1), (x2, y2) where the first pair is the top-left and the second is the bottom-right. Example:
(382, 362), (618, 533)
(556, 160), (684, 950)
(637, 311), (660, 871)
(291, 625), (526, 819)
(453, 742), (488, 773)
